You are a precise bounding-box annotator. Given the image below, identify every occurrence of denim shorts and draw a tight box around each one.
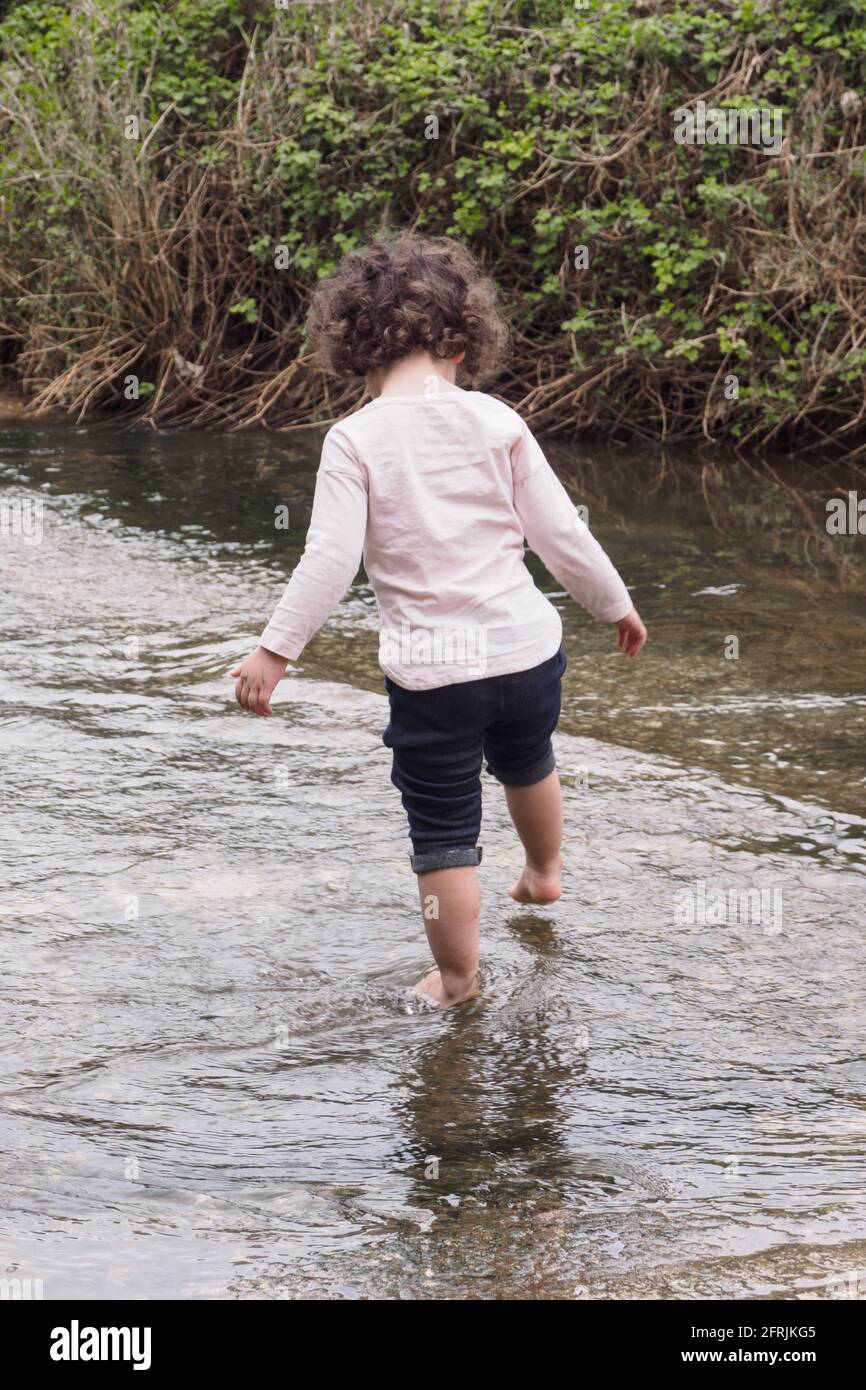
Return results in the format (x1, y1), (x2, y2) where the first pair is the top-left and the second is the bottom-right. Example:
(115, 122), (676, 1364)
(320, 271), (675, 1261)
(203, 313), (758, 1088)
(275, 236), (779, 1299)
(382, 646), (567, 873)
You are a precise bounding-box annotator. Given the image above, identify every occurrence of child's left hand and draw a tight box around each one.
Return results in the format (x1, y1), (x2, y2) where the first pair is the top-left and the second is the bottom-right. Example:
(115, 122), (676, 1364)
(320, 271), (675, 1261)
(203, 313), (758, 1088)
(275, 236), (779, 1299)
(231, 645), (289, 716)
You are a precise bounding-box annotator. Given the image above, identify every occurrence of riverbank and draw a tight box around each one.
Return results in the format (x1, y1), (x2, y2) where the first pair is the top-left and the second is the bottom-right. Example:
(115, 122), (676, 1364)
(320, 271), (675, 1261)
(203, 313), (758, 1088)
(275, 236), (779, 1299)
(1, 1), (865, 453)
(0, 393), (29, 421)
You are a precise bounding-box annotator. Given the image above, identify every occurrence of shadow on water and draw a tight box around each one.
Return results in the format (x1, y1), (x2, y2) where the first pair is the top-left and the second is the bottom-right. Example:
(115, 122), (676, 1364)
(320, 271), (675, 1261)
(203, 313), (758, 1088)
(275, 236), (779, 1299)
(1, 417), (865, 1299)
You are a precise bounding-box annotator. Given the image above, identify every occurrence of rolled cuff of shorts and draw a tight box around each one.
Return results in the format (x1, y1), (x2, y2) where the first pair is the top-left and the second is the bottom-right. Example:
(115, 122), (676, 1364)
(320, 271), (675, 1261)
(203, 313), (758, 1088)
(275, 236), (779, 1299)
(410, 845), (483, 874)
(488, 746), (556, 788)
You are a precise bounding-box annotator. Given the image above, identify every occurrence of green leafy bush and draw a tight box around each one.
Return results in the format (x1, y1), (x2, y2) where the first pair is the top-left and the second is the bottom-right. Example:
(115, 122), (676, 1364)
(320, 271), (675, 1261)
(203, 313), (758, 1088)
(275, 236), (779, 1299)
(0, 0), (864, 453)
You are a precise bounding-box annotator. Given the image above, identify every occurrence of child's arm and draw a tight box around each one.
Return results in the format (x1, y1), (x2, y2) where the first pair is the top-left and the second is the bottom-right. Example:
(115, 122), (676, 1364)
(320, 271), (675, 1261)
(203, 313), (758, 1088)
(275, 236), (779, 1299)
(233, 431), (368, 715)
(511, 419), (646, 657)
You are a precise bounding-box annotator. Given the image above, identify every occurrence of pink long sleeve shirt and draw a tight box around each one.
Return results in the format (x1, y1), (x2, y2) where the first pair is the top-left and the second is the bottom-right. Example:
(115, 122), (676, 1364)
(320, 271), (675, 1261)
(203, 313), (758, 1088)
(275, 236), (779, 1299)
(260, 388), (632, 690)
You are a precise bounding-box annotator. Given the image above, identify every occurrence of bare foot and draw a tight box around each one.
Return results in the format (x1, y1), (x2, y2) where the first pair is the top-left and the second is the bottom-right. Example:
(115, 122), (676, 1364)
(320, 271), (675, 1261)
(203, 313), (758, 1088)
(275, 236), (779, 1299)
(509, 858), (563, 905)
(413, 968), (478, 1010)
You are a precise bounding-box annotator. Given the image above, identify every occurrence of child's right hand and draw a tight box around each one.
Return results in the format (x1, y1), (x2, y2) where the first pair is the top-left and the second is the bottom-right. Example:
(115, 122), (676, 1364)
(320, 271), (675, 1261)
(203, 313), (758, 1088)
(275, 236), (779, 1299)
(614, 607), (647, 658)
(231, 645), (289, 716)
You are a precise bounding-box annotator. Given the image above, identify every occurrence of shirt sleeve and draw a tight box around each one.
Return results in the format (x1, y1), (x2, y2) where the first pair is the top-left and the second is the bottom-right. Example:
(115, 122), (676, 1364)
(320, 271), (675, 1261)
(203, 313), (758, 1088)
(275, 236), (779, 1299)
(511, 419), (633, 623)
(259, 428), (368, 660)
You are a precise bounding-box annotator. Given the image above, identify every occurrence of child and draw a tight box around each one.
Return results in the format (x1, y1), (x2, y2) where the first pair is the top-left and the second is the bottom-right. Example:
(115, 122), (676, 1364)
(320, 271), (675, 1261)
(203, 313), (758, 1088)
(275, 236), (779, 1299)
(232, 233), (646, 1009)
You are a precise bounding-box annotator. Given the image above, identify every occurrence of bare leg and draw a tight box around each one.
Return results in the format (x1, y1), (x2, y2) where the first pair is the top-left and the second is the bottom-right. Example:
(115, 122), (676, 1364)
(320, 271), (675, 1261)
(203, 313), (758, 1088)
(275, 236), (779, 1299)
(414, 866), (480, 1008)
(505, 770), (563, 905)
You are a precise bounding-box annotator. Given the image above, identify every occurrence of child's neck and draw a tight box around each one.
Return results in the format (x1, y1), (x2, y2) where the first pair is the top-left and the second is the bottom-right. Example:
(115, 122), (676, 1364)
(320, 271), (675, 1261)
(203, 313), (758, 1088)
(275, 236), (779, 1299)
(373, 352), (462, 399)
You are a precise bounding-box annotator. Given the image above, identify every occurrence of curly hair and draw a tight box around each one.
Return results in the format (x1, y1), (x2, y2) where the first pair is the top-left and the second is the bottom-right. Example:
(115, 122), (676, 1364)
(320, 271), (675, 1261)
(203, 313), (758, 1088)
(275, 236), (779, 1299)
(304, 232), (509, 384)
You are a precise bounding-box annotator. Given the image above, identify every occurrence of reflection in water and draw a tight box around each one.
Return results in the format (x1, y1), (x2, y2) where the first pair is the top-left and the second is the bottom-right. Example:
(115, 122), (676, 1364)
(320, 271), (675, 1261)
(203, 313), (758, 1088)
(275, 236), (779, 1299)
(1, 419), (865, 1299)
(397, 917), (582, 1296)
